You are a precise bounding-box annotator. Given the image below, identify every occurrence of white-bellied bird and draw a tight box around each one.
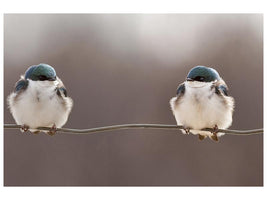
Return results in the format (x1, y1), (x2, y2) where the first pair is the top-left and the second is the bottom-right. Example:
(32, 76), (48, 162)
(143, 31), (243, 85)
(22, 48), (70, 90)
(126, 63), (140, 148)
(170, 66), (234, 141)
(7, 63), (73, 135)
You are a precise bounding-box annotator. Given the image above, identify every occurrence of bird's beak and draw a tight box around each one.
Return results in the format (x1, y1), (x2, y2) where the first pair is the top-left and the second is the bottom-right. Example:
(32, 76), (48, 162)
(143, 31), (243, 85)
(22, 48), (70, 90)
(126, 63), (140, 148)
(186, 78), (193, 81)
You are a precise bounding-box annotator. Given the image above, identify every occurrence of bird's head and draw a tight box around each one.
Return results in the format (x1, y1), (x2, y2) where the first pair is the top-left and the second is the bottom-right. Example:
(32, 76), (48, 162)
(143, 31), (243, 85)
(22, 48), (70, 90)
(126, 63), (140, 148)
(25, 63), (57, 81)
(186, 66), (220, 83)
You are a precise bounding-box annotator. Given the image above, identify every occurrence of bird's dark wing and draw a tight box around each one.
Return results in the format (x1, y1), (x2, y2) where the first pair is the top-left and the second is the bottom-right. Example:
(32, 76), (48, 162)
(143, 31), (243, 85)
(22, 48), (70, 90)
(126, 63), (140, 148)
(56, 78), (68, 97)
(176, 83), (185, 97)
(215, 83), (229, 96)
(14, 79), (28, 93)
(56, 87), (67, 97)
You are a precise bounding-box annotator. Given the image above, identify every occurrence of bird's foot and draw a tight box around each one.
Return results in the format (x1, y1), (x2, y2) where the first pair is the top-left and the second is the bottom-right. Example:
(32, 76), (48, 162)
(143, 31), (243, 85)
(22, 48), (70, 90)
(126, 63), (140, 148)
(20, 124), (29, 132)
(183, 127), (190, 134)
(210, 125), (219, 142)
(198, 134), (206, 141)
(47, 124), (57, 136)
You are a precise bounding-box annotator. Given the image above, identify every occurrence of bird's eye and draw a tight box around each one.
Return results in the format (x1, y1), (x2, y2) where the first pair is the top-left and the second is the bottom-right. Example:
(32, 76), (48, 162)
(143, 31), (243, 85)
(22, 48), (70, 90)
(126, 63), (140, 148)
(38, 75), (48, 81)
(195, 76), (205, 82)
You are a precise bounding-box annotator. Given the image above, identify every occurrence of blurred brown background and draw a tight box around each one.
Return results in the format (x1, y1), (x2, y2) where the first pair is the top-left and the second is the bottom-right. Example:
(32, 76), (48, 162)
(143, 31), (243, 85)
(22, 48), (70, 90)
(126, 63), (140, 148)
(4, 14), (263, 186)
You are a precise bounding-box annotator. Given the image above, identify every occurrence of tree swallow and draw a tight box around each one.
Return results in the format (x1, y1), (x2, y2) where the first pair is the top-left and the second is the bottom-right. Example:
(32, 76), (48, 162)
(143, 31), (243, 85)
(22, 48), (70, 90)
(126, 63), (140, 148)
(7, 63), (73, 135)
(170, 66), (234, 141)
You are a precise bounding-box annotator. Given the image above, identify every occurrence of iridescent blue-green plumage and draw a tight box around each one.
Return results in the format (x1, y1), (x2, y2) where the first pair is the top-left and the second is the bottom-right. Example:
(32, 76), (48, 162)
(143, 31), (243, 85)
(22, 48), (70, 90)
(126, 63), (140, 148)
(15, 79), (28, 92)
(186, 65), (220, 82)
(13, 64), (69, 98)
(25, 63), (56, 81)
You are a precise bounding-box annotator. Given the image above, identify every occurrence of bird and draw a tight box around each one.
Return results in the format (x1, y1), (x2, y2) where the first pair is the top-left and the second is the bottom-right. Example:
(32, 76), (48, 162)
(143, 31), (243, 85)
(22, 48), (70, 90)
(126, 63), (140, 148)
(169, 65), (234, 141)
(7, 63), (73, 135)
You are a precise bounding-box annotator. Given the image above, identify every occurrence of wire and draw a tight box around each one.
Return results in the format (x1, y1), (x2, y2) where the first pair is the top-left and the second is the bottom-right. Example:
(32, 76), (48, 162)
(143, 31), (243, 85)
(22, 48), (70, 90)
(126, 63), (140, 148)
(3, 124), (263, 135)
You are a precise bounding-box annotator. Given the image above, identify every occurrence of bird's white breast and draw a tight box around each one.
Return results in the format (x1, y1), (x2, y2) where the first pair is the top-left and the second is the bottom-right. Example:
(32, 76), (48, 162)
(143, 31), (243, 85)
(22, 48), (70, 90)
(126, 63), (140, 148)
(170, 81), (233, 137)
(8, 80), (72, 130)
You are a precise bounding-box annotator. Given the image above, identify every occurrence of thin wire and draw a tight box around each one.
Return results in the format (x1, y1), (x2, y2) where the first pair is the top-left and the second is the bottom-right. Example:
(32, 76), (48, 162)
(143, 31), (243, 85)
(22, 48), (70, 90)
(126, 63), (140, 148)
(3, 124), (263, 135)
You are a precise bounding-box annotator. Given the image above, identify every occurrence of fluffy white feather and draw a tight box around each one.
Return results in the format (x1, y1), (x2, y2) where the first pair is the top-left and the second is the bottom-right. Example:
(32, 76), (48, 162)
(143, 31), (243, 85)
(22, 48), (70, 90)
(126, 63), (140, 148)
(170, 81), (234, 138)
(7, 78), (73, 132)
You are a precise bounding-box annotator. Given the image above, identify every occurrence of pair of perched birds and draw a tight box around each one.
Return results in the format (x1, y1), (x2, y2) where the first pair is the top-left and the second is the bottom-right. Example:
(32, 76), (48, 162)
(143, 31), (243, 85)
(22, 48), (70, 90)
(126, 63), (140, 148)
(7, 64), (234, 141)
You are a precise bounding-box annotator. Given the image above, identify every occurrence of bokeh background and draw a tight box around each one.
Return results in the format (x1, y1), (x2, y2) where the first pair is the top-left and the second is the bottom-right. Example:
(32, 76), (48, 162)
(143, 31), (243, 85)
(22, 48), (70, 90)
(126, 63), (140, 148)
(4, 14), (263, 186)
